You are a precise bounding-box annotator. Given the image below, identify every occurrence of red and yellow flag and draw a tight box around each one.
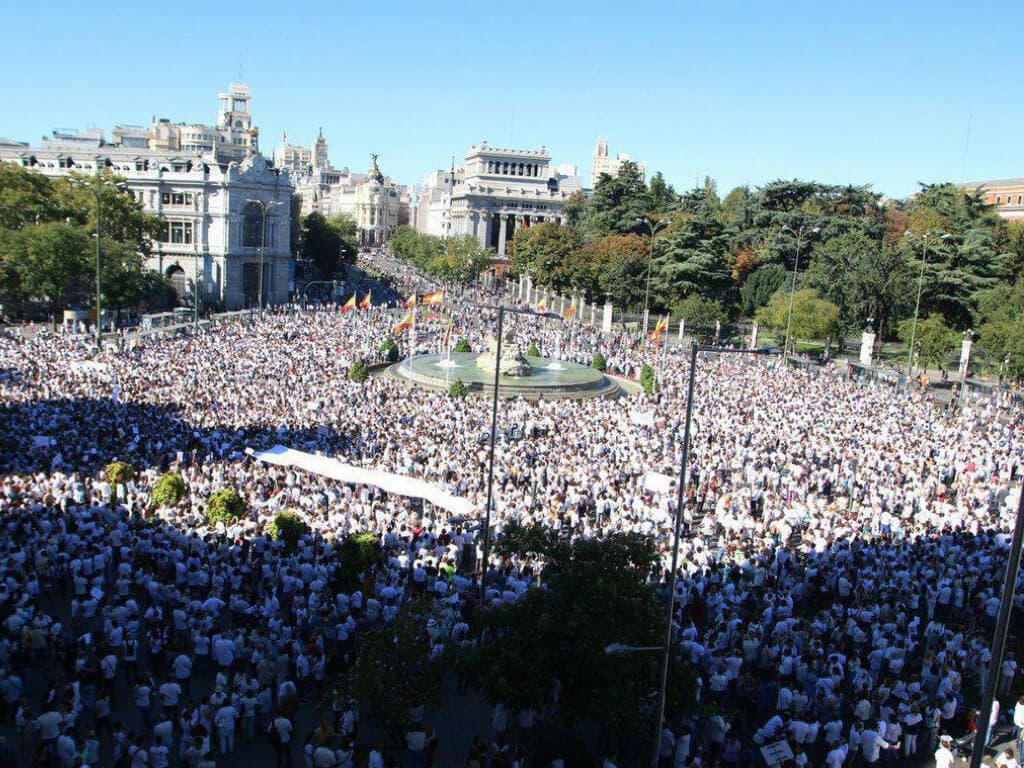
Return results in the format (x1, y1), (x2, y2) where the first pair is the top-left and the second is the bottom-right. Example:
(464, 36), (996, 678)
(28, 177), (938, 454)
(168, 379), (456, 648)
(422, 290), (444, 306)
(443, 315), (454, 349)
(393, 310), (415, 335)
(359, 290), (372, 309)
(648, 315), (668, 342)
(341, 293), (356, 313)
(403, 294), (417, 308)
(563, 304), (576, 320)
(536, 298), (548, 313)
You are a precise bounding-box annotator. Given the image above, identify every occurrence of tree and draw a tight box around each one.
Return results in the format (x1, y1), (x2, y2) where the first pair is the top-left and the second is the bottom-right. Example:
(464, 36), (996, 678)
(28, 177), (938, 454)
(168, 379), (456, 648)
(433, 235), (491, 283)
(650, 202), (734, 310)
(675, 295), (727, 332)
(267, 511), (310, 552)
(739, 264), (787, 318)
(151, 472), (187, 509)
(720, 185), (754, 230)
(591, 351), (607, 371)
(508, 223), (580, 288)
(6, 223), (91, 315)
(348, 360), (370, 382)
(447, 379), (469, 398)
(206, 488), (246, 527)
(976, 281), (1024, 381)
(583, 161), (650, 238)
(897, 315), (959, 370)
(0, 163), (60, 230)
(570, 233), (647, 307)
(299, 212), (356, 279)
(647, 171), (679, 214)
(461, 525), (696, 744)
(755, 288), (840, 347)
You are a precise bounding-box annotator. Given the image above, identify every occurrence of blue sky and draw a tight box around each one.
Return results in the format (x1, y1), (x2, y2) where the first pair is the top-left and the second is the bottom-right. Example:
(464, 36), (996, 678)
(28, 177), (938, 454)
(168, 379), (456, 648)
(4, 0), (1020, 198)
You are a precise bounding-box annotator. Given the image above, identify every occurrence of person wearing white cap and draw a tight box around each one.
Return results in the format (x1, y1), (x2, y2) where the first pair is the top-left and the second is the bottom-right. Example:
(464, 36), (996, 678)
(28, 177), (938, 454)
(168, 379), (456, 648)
(934, 735), (955, 768)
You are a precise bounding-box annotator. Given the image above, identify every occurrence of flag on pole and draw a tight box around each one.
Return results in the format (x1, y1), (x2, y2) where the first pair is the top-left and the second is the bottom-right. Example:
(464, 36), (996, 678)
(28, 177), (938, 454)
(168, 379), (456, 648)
(536, 298), (547, 313)
(422, 290), (444, 306)
(393, 310), (415, 335)
(648, 315), (668, 342)
(341, 293), (356, 313)
(403, 294), (417, 308)
(443, 315), (454, 350)
(563, 303), (576, 320)
(359, 290), (372, 309)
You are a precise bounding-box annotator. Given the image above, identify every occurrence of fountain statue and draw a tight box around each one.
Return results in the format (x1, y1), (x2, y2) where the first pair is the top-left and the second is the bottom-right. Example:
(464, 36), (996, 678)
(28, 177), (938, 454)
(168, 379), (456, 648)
(475, 326), (532, 377)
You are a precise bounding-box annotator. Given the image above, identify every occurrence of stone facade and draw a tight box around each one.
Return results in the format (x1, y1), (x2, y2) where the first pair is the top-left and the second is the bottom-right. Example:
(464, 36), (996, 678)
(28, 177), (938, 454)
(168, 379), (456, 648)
(0, 137), (293, 310)
(956, 178), (1024, 221)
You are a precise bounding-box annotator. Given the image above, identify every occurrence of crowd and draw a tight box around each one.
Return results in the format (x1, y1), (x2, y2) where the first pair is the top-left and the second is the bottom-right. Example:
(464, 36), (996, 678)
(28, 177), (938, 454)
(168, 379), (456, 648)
(0, 254), (1022, 768)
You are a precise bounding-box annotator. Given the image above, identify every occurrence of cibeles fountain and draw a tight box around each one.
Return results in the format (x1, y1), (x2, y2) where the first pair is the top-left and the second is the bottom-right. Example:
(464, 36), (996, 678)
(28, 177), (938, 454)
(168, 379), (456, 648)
(390, 325), (620, 399)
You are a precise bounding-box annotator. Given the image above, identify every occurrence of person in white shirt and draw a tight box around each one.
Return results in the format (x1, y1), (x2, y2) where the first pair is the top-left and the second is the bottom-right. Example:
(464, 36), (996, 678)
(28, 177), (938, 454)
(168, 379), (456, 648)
(214, 703), (239, 753)
(934, 735), (955, 768)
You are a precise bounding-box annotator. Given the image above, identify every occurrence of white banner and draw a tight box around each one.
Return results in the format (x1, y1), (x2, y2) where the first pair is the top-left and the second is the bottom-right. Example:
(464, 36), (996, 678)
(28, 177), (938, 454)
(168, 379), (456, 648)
(642, 471), (674, 494)
(246, 445), (476, 517)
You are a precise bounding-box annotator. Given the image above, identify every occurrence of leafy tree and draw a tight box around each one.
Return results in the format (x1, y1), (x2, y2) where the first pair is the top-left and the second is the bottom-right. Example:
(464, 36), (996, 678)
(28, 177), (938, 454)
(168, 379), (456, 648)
(897, 314), (959, 369)
(561, 190), (587, 228)
(527, 342), (540, 357)
(206, 488), (246, 527)
(573, 233), (648, 307)
(5, 223), (91, 315)
(461, 524), (696, 743)
(380, 337), (399, 362)
(755, 288), (840, 347)
(647, 171), (679, 214)
(976, 282), (1024, 381)
(591, 351), (607, 371)
(433, 235), (491, 283)
(151, 472), (186, 508)
(447, 379), (469, 398)
(336, 531), (383, 589)
(675, 295), (727, 331)
(650, 202), (734, 309)
(453, 338), (471, 353)
(267, 510), (310, 552)
(639, 363), (657, 395)
(348, 360), (370, 382)
(347, 598), (443, 744)
(508, 222), (580, 288)
(0, 163), (61, 230)
(299, 212), (356, 280)
(104, 461), (135, 486)
(583, 161), (650, 238)
(720, 185), (755, 230)
(740, 264), (787, 317)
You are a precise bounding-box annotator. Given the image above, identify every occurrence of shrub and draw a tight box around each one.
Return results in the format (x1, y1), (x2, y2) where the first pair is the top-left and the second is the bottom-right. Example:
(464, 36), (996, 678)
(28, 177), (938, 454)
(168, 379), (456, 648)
(454, 339), (471, 353)
(105, 461), (135, 486)
(448, 379), (469, 398)
(206, 488), (246, 527)
(591, 352), (607, 372)
(151, 472), (186, 508)
(267, 510), (310, 552)
(640, 363), (657, 395)
(380, 337), (399, 362)
(348, 359), (370, 382)
(527, 342), (540, 357)
(338, 531), (383, 588)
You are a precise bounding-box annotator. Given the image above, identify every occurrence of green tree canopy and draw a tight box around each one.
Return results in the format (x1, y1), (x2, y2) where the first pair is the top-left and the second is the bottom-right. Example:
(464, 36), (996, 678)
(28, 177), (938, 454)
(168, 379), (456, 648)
(299, 212), (357, 280)
(897, 314), (960, 370)
(755, 288), (840, 346)
(583, 161), (650, 238)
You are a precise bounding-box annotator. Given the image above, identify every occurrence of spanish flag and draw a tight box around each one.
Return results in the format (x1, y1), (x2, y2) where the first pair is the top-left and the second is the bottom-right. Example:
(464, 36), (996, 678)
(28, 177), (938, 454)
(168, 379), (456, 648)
(393, 310), (415, 335)
(403, 294), (417, 308)
(341, 293), (356, 313)
(563, 304), (576, 320)
(359, 290), (372, 309)
(422, 290), (444, 306)
(443, 315), (454, 349)
(648, 315), (668, 342)
(536, 298), (547, 313)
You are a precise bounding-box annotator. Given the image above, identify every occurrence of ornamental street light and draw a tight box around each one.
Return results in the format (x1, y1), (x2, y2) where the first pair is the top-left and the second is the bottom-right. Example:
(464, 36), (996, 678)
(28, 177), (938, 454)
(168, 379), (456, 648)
(246, 199), (283, 319)
(637, 216), (671, 337)
(779, 224), (819, 356)
(473, 302), (562, 603)
(84, 176), (128, 351)
(649, 342), (779, 768)
(903, 231), (951, 379)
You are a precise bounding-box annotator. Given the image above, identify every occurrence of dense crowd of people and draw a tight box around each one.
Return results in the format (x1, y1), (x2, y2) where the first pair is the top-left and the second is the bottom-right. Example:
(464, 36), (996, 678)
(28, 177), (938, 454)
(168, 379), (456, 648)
(0, 254), (1022, 768)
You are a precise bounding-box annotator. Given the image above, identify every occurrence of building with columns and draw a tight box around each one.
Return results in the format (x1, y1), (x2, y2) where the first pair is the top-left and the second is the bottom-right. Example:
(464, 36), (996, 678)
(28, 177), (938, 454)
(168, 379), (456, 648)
(419, 142), (574, 259)
(0, 134), (293, 310)
(591, 137), (645, 188)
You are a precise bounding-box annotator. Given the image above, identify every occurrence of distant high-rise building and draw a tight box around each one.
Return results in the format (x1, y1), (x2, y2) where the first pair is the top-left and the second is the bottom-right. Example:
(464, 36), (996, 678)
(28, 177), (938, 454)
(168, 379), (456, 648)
(591, 137), (645, 188)
(274, 133), (312, 176)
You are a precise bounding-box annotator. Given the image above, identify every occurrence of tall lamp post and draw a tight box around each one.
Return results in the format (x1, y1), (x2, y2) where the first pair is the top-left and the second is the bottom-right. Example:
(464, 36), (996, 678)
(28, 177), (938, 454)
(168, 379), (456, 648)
(779, 224), (819, 356)
(649, 342), (777, 768)
(904, 231), (951, 379)
(87, 176), (127, 351)
(246, 199), (282, 319)
(969, 476), (1024, 768)
(476, 303), (562, 602)
(637, 216), (671, 337)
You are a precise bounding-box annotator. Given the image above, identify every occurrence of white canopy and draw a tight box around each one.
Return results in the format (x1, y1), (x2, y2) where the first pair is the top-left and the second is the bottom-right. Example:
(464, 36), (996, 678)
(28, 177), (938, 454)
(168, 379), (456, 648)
(246, 445), (476, 517)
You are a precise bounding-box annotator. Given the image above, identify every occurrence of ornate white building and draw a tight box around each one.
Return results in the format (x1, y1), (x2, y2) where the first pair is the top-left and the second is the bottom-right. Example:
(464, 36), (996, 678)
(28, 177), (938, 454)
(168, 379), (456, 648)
(288, 130), (402, 246)
(417, 142), (575, 258)
(0, 134), (293, 310)
(591, 137), (645, 188)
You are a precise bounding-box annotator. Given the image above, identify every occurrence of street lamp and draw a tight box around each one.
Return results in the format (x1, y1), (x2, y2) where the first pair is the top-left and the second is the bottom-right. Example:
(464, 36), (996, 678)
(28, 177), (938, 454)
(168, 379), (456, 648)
(86, 176), (128, 351)
(779, 224), (819, 356)
(637, 216), (671, 336)
(246, 198), (282, 319)
(649, 342), (778, 768)
(903, 231), (951, 379)
(476, 302), (563, 602)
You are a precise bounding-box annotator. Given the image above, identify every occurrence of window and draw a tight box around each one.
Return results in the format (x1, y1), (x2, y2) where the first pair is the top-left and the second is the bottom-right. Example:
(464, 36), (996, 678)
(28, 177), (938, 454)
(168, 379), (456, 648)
(233, 98), (246, 112)
(242, 202), (264, 247)
(158, 221), (193, 244)
(161, 192), (193, 206)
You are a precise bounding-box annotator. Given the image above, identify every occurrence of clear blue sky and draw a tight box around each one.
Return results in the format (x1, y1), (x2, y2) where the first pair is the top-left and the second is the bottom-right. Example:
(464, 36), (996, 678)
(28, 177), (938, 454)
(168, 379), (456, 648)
(4, 0), (1020, 199)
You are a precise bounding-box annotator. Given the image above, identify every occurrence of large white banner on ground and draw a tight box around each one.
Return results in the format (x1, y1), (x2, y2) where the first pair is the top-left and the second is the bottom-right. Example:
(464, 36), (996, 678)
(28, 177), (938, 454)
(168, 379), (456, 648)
(246, 445), (476, 517)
